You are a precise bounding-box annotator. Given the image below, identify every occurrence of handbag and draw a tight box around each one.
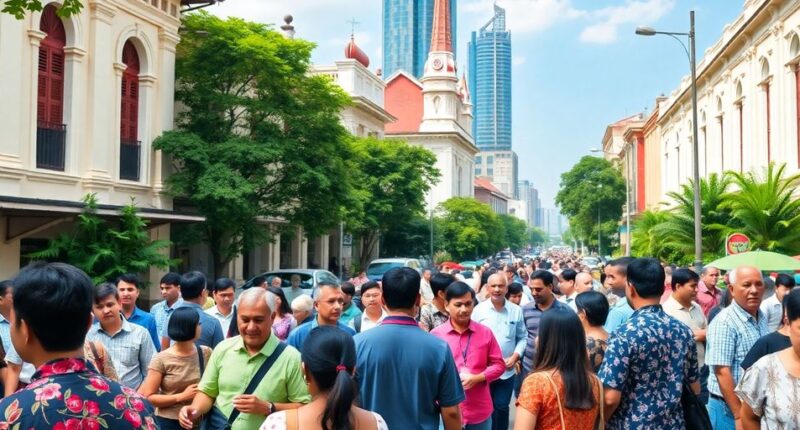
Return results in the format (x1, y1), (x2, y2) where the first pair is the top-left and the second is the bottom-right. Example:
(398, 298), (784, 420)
(681, 382), (712, 430)
(203, 342), (287, 430)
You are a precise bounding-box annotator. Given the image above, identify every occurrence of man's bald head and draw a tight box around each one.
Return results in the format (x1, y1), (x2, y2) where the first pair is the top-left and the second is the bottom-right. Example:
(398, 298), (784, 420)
(487, 273), (507, 287)
(575, 272), (594, 293)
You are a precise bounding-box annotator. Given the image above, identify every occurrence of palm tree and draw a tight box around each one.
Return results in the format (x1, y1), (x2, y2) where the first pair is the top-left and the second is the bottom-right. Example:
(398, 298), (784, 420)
(657, 172), (738, 264)
(631, 210), (679, 261)
(725, 163), (800, 255)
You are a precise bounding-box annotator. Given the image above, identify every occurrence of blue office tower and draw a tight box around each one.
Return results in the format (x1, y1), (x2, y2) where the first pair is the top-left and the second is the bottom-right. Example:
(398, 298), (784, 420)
(383, 0), (457, 80)
(468, 4), (511, 151)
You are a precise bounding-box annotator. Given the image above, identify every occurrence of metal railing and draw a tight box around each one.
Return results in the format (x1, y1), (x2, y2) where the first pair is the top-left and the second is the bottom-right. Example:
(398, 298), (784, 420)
(36, 121), (66, 171)
(119, 138), (141, 181)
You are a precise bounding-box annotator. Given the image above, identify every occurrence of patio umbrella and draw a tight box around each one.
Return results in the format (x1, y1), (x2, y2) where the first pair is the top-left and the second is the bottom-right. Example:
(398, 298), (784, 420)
(440, 261), (465, 270)
(706, 250), (800, 271)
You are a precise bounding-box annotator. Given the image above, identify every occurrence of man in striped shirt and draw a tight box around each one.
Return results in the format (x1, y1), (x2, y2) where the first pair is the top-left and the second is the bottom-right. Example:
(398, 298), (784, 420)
(86, 283), (155, 389)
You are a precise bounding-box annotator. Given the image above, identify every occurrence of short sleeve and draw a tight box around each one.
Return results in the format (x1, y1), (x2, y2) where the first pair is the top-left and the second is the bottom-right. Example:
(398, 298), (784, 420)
(258, 411), (286, 430)
(598, 333), (632, 390)
(516, 373), (548, 416)
(735, 357), (769, 417)
(147, 352), (166, 373)
(684, 337), (700, 384)
(436, 343), (466, 407)
(199, 344), (223, 399)
(706, 317), (735, 368)
(5, 341), (21, 365)
(283, 350), (312, 404)
(373, 412), (389, 430)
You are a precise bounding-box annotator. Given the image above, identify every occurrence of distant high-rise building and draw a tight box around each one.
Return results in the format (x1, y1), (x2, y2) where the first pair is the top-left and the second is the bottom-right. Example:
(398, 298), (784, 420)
(468, 4), (511, 151)
(383, 0), (457, 80)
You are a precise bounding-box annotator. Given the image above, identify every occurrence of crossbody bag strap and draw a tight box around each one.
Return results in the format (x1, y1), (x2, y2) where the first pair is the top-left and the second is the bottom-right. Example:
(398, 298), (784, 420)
(595, 375), (605, 430)
(227, 342), (287, 427)
(88, 341), (104, 375)
(196, 344), (205, 376)
(543, 372), (566, 430)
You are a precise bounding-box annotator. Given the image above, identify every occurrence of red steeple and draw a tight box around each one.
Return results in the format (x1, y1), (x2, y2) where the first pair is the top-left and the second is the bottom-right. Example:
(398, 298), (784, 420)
(345, 36), (370, 68)
(430, 0), (452, 53)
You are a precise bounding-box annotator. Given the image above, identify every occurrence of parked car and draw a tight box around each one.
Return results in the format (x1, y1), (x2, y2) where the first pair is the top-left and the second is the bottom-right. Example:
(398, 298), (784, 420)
(366, 258), (422, 282)
(240, 269), (341, 298)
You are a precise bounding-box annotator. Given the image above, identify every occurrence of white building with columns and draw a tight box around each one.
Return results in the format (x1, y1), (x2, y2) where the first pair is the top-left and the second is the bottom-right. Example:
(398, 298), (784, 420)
(0, 0), (201, 289)
(656, 0), (800, 200)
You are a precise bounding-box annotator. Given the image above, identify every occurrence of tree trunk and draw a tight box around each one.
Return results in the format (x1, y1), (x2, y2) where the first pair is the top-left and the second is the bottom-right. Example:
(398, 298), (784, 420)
(359, 230), (377, 272)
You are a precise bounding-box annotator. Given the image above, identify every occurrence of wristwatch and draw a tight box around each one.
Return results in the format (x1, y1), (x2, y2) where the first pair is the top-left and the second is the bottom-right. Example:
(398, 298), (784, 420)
(268, 401), (275, 414)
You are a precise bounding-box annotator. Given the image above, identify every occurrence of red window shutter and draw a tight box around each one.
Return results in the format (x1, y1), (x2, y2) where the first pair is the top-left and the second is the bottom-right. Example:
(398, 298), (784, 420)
(36, 5), (66, 127)
(120, 41), (140, 142)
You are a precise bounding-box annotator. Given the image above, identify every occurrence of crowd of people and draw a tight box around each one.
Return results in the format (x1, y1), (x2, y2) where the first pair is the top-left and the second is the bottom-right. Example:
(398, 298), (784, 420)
(0, 252), (797, 429)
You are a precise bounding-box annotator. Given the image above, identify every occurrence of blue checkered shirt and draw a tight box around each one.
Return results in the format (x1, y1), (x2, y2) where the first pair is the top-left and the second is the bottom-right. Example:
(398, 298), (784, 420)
(151, 298), (183, 338)
(705, 301), (769, 397)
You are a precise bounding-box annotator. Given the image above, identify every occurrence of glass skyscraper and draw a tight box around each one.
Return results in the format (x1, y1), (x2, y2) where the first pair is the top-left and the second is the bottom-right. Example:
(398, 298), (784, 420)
(382, 0), (457, 80)
(468, 5), (511, 151)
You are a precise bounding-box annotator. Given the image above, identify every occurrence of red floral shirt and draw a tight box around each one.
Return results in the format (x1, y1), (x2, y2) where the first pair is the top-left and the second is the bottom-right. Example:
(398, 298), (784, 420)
(0, 358), (157, 430)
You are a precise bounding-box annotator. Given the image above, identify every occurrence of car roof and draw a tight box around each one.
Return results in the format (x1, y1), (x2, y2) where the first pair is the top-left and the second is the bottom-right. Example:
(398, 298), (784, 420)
(261, 269), (319, 275)
(368, 258), (415, 263)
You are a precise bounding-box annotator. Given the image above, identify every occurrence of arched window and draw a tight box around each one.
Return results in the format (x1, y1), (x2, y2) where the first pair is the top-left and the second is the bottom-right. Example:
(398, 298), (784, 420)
(120, 41), (141, 181)
(36, 4), (67, 171)
(761, 58), (771, 163)
(735, 81), (744, 172)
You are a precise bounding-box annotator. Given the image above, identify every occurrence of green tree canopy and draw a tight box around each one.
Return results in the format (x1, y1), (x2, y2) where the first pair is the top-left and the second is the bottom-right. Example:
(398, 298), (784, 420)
(499, 214), (528, 250)
(3, 0), (81, 19)
(555, 156), (625, 255)
(154, 12), (352, 276)
(435, 197), (504, 260)
(345, 136), (439, 269)
(28, 194), (177, 285)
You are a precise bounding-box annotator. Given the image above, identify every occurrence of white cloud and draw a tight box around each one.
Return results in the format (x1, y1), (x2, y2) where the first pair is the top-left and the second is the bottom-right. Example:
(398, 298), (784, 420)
(579, 0), (676, 44)
(513, 55), (527, 66)
(463, 0), (586, 34)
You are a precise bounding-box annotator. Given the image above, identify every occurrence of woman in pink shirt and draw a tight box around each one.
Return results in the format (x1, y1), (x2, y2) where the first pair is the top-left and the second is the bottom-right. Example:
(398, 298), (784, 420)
(431, 282), (505, 430)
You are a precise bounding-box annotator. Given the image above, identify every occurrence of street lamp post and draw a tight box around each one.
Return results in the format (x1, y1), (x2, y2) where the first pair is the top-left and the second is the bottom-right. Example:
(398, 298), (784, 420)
(636, 10), (702, 269)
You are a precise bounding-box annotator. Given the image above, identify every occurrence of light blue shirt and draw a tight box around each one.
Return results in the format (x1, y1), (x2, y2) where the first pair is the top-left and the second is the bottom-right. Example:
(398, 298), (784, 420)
(604, 298), (634, 333)
(86, 318), (156, 389)
(706, 302), (768, 397)
(151, 298), (184, 338)
(472, 299), (526, 380)
(287, 318), (355, 352)
(1, 314), (36, 383)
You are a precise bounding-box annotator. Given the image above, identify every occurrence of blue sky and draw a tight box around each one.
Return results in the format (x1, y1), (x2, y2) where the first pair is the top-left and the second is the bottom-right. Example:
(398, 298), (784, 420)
(210, 0), (743, 209)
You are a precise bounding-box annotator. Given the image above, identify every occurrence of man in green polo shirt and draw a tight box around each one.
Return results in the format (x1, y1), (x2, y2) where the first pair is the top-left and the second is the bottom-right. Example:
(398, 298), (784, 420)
(178, 288), (310, 430)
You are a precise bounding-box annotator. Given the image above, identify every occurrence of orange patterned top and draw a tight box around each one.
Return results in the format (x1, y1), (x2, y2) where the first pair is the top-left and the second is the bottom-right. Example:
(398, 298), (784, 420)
(516, 370), (601, 430)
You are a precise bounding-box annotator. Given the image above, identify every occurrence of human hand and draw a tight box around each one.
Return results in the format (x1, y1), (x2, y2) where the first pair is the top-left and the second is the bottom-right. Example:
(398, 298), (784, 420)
(504, 354), (518, 369)
(232, 394), (269, 415)
(178, 384), (199, 402)
(178, 406), (198, 429)
(460, 373), (482, 390)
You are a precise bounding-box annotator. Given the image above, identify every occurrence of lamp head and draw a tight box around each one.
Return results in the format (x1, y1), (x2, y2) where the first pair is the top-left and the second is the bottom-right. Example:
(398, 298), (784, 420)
(635, 26), (657, 36)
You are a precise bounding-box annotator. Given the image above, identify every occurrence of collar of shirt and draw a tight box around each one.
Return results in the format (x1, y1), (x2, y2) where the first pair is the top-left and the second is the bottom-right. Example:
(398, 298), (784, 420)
(382, 316), (419, 326)
(32, 358), (89, 380)
(0, 313), (8, 324)
(532, 299), (567, 312)
(166, 298), (184, 311)
(96, 316), (132, 336)
(209, 306), (233, 318)
(233, 332), (280, 358)
(698, 281), (717, 295)
(631, 303), (662, 316)
(730, 301), (763, 325)
(130, 306), (149, 320)
(362, 309), (387, 322)
(441, 319), (477, 335)
(665, 295), (695, 312)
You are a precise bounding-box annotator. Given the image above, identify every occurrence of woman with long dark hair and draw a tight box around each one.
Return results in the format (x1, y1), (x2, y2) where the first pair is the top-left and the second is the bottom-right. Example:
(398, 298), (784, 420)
(259, 326), (387, 430)
(266, 286), (296, 341)
(514, 309), (602, 430)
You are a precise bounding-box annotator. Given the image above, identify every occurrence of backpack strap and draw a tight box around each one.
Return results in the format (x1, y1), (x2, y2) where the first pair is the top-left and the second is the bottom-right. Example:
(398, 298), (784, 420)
(196, 344), (205, 376)
(354, 316), (362, 334)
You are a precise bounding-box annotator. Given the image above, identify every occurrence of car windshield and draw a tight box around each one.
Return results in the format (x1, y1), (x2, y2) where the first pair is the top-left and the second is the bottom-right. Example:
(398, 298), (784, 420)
(266, 273), (313, 289)
(367, 262), (404, 276)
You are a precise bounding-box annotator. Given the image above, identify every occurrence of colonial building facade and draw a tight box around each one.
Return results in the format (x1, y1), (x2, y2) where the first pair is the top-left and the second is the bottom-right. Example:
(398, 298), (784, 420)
(0, 0), (196, 291)
(656, 0), (800, 200)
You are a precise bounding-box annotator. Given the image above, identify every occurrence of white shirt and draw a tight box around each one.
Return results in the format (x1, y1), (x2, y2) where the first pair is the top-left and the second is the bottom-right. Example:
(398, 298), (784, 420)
(352, 309), (388, 333)
(759, 294), (783, 332)
(205, 305), (234, 336)
(559, 292), (578, 312)
(662, 295), (708, 367)
(420, 279), (434, 303)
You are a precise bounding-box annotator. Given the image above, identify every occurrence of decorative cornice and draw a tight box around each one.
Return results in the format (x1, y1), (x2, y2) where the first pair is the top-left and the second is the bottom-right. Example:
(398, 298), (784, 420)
(27, 29), (46, 46)
(159, 30), (181, 50)
(139, 74), (157, 86)
(63, 46), (88, 60)
(113, 62), (127, 75)
(89, 1), (117, 23)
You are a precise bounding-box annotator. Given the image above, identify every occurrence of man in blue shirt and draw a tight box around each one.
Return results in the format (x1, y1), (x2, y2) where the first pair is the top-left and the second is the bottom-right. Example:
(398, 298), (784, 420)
(162, 271), (224, 349)
(116, 273), (160, 351)
(287, 282), (355, 351)
(149, 272), (183, 338)
(354, 267), (464, 430)
(472, 272), (526, 430)
(521, 270), (570, 377)
(599, 258), (700, 430)
(602, 257), (635, 333)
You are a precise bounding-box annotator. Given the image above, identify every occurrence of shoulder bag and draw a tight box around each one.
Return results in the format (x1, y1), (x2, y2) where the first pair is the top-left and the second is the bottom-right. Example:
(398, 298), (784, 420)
(681, 382), (712, 430)
(203, 342), (287, 430)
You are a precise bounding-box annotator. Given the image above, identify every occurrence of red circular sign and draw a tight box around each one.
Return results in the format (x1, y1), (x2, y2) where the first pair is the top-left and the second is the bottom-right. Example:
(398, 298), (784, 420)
(726, 233), (751, 255)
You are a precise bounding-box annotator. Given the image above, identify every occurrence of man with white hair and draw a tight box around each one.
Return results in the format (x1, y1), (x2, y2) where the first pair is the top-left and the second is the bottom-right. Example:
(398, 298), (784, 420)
(705, 265), (768, 430)
(179, 288), (310, 430)
(575, 272), (594, 294)
(290, 294), (314, 326)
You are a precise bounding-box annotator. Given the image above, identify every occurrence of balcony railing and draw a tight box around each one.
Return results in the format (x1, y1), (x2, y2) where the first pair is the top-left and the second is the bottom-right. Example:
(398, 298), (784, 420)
(36, 121), (66, 171)
(120, 138), (141, 182)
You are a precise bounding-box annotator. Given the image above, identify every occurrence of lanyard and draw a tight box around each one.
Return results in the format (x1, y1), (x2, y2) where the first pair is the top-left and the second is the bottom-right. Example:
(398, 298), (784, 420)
(459, 332), (473, 367)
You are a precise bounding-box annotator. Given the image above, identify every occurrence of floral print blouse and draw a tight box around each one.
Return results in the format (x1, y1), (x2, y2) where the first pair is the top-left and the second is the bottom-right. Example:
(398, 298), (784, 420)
(0, 357), (157, 430)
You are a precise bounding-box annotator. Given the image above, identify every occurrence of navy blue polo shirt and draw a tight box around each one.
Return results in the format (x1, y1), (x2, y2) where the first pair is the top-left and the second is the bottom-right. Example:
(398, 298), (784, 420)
(354, 316), (465, 430)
